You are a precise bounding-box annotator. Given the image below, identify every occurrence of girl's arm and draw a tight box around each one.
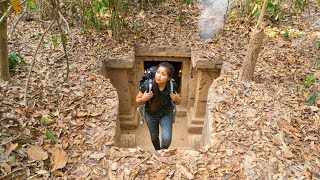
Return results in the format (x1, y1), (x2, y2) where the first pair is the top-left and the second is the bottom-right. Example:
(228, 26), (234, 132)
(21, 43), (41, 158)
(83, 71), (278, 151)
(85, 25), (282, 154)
(170, 92), (181, 105)
(136, 91), (154, 105)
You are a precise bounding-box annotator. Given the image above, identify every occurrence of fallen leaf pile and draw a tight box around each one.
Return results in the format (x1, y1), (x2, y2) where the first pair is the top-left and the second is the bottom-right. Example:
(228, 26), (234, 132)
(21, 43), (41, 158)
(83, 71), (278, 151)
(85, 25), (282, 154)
(0, 0), (319, 179)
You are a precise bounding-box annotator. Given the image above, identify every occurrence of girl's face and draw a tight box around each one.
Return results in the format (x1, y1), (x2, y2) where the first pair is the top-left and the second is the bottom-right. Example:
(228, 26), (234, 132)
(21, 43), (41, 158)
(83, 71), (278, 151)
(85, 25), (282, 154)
(155, 66), (170, 84)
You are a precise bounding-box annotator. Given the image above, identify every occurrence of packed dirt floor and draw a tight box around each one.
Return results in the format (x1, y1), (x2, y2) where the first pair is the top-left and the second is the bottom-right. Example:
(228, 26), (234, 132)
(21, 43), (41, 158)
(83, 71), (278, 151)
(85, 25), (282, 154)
(1, 1), (319, 179)
(121, 116), (192, 151)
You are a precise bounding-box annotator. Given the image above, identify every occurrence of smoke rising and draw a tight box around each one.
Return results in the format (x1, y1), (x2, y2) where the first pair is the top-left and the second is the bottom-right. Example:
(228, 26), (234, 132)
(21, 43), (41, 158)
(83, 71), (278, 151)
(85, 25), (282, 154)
(198, 0), (230, 40)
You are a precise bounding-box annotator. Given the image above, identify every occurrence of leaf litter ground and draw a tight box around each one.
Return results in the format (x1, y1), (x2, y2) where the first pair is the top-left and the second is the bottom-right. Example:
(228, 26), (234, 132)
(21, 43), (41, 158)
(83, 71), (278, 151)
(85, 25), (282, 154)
(0, 1), (319, 179)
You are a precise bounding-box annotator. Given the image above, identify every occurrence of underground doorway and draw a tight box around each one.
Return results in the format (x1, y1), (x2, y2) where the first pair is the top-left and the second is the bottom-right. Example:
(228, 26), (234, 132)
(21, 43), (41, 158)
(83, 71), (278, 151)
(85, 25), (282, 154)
(101, 46), (222, 150)
(120, 60), (192, 151)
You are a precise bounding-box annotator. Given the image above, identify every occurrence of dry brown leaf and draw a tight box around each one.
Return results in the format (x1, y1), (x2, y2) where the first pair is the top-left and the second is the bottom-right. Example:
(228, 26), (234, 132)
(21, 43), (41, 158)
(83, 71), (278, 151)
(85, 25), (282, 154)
(1, 162), (11, 174)
(271, 135), (282, 145)
(77, 111), (87, 117)
(5, 143), (18, 156)
(309, 106), (320, 112)
(90, 109), (105, 116)
(219, 142), (226, 152)
(15, 108), (27, 116)
(27, 145), (48, 161)
(288, 125), (299, 133)
(156, 169), (167, 180)
(107, 30), (112, 38)
(109, 169), (117, 180)
(89, 152), (106, 159)
(176, 163), (194, 179)
(304, 136), (318, 141)
(53, 171), (64, 177)
(226, 149), (233, 156)
(36, 169), (49, 174)
(51, 147), (68, 172)
(282, 148), (294, 158)
(32, 111), (42, 117)
(303, 168), (311, 180)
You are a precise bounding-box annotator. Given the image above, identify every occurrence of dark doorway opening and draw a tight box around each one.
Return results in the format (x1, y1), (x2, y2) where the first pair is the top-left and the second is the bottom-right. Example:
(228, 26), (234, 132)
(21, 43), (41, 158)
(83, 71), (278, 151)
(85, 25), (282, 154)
(144, 61), (182, 92)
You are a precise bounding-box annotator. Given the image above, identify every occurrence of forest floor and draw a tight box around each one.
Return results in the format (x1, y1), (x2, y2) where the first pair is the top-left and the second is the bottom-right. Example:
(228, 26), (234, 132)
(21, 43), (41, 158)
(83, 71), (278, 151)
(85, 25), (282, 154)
(1, 1), (319, 179)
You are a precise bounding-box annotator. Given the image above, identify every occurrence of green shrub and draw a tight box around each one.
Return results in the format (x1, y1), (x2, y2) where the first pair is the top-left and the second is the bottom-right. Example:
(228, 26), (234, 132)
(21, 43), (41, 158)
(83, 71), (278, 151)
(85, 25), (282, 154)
(8, 52), (26, 74)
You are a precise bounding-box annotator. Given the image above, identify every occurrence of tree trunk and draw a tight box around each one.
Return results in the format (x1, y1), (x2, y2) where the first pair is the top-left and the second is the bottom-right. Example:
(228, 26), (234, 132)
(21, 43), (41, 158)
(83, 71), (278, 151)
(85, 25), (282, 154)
(0, 0), (9, 81)
(239, 29), (264, 81)
(239, 0), (268, 82)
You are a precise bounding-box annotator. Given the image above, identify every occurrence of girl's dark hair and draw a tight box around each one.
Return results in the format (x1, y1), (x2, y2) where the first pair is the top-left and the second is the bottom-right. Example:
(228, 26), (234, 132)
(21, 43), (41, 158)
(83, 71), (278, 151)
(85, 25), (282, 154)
(149, 62), (174, 112)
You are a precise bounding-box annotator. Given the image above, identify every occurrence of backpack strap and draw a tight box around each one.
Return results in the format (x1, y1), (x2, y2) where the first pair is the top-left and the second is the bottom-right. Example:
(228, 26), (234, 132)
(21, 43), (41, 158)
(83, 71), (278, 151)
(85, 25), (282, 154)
(147, 79), (153, 93)
(170, 79), (174, 93)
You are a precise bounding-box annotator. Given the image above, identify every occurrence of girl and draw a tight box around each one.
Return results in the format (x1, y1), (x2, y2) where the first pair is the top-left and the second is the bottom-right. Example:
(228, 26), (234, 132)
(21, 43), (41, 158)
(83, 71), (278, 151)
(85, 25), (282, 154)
(136, 62), (181, 150)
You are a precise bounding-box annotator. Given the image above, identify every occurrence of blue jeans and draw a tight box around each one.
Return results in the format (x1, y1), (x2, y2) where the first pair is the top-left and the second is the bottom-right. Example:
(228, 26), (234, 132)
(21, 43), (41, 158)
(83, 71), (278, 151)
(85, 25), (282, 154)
(145, 111), (173, 150)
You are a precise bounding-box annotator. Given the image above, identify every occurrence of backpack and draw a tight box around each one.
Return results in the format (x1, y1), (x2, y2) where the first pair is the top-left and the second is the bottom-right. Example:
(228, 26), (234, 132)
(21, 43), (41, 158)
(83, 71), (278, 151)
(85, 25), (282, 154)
(137, 66), (177, 125)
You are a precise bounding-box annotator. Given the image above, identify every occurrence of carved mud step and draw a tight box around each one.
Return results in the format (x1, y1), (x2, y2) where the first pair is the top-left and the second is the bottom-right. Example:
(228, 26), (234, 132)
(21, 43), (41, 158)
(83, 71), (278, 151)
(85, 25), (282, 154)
(119, 134), (136, 148)
(188, 135), (202, 149)
(187, 121), (203, 134)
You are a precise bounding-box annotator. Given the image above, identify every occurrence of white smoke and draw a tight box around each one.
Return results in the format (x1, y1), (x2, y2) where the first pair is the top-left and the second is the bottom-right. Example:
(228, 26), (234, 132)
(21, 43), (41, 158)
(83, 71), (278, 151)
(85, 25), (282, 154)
(198, 0), (230, 40)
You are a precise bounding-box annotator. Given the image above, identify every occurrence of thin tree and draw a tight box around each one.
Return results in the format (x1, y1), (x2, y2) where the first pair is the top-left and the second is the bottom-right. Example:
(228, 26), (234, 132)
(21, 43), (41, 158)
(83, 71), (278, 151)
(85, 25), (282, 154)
(239, 0), (268, 82)
(0, 0), (9, 80)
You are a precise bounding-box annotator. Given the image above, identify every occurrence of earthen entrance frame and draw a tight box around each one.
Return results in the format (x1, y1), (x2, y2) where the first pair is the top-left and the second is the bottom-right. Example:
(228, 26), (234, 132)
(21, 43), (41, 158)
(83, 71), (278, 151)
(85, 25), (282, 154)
(101, 46), (222, 137)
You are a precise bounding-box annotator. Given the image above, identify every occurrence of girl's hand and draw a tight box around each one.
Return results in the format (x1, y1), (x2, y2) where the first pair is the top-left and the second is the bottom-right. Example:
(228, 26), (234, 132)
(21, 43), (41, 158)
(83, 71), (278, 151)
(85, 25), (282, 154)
(170, 92), (181, 104)
(141, 91), (153, 102)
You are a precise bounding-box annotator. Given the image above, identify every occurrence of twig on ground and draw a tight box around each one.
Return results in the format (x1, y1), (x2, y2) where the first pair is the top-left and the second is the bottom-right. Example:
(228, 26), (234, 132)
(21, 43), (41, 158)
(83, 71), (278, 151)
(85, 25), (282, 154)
(0, 167), (25, 179)
(132, 155), (152, 169)
(0, 132), (22, 146)
(23, 20), (56, 106)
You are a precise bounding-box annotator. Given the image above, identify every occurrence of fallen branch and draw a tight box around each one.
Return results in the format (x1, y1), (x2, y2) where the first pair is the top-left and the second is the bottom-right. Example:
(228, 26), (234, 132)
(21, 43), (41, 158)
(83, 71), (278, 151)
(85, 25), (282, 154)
(176, 163), (194, 179)
(132, 155), (151, 169)
(23, 20), (55, 106)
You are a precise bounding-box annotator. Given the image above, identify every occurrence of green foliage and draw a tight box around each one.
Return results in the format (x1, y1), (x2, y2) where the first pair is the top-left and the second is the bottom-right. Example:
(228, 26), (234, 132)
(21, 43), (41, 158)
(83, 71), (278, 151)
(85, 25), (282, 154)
(62, 33), (67, 47)
(294, 0), (308, 15)
(8, 52), (26, 73)
(45, 130), (58, 143)
(27, 0), (37, 12)
(40, 115), (55, 125)
(51, 35), (58, 48)
(184, 0), (192, 5)
(266, 0), (283, 22)
(69, 0), (129, 39)
(178, 9), (185, 22)
(8, 156), (15, 165)
(308, 92), (318, 105)
(93, 0), (109, 14)
(239, 0), (312, 23)
(305, 76), (315, 88)
(249, 0), (283, 22)
(282, 28), (289, 40)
